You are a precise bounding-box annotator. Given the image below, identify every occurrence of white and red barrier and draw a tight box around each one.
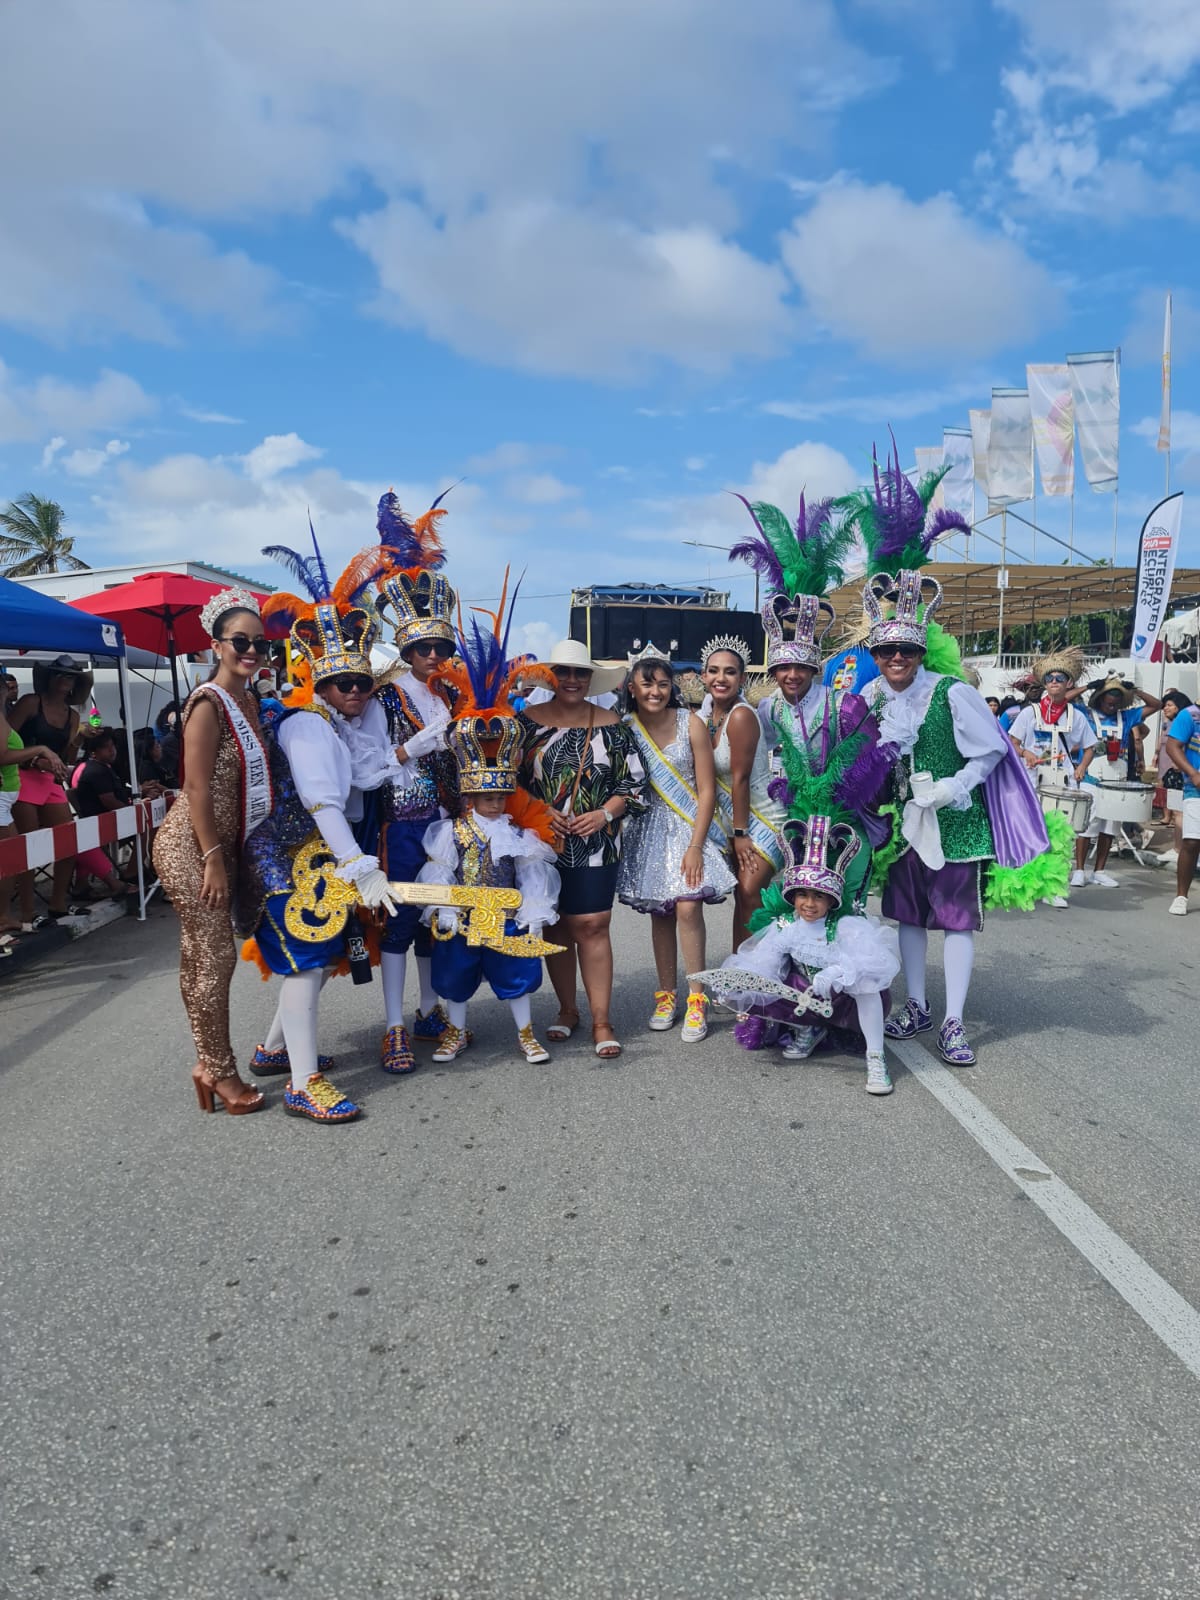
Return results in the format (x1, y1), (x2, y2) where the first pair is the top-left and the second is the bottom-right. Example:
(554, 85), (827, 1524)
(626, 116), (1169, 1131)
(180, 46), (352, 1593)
(0, 795), (167, 879)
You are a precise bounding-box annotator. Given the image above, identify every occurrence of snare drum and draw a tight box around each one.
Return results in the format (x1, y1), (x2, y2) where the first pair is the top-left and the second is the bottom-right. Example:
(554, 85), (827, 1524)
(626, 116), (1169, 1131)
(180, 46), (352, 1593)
(1039, 784), (1094, 831)
(1090, 780), (1154, 825)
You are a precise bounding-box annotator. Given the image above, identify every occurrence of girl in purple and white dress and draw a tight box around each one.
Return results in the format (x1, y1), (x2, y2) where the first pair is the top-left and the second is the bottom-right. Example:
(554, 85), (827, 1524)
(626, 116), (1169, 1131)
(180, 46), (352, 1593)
(617, 651), (735, 1043)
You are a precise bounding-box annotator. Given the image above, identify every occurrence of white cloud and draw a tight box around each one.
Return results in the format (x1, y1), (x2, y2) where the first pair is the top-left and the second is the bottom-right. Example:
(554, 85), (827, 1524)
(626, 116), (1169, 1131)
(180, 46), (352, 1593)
(510, 620), (560, 662)
(780, 180), (1059, 360)
(0, 362), (157, 444)
(340, 201), (794, 380)
(63, 439), (131, 478)
(179, 405), (244, 425)
(743, 441), (861, 509)
(685, 456), (708, 472)
(762, 378), (987, 424)
(40, 436), (66, 469)
(465, 442), (543, 476)
(995, 0), (1200, 114)
(0, 0), (882, 355)
(505, 473), (579, 505)
(241, 433), (324, 482)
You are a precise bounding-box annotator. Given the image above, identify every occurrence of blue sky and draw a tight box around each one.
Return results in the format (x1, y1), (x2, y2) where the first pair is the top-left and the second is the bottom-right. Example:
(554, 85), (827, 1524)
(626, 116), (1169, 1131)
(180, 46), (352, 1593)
(1, 0), (1197, 657)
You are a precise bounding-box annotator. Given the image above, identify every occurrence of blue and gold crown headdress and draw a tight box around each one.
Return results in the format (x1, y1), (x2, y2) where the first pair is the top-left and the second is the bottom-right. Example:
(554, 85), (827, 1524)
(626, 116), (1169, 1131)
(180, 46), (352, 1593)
(374, 488), (457, 653)
(432, 569), (555, 795)
(261, 520), (385, 684)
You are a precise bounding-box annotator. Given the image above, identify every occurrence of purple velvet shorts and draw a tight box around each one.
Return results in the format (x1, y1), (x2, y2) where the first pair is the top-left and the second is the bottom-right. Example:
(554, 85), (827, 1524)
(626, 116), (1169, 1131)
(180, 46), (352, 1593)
(882, 852), (984, 933)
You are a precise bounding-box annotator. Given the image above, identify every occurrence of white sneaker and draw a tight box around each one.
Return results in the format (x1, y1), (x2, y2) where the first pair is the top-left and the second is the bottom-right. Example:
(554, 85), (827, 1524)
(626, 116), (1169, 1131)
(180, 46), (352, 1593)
(1169, 896), (1189, 916)
(1158, 849), (1179, 866)
(1069, 869), (1087, 888)
(1050, 895), (1069, 909)
(780, 1025), (826, 1060)
(1092, 871), (1119, 888)
(865, 1053), (893, 1096)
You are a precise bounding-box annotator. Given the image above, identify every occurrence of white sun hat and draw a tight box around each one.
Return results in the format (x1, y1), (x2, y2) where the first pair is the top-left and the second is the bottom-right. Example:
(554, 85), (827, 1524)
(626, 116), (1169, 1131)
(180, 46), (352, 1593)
(541, 638), (626, 696)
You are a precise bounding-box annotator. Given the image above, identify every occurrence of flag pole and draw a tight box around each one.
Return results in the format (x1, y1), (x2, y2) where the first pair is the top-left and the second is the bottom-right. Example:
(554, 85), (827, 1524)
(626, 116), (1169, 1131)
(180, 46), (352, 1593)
(1111, 486), (1119, 567)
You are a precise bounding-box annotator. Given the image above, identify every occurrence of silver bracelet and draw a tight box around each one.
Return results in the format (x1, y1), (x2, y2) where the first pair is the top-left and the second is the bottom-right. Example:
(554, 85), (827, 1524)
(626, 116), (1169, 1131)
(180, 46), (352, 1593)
(200, 844), (222, 862)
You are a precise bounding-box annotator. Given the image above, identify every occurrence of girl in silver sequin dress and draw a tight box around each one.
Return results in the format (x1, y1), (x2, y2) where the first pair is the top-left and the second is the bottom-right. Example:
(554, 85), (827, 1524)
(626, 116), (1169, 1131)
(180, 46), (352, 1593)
(618, 657), (735, 1042)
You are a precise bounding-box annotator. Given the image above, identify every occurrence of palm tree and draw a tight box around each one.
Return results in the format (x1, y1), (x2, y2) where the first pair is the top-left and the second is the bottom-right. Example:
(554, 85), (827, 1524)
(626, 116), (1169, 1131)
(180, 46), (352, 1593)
(0, 493), (89, 577)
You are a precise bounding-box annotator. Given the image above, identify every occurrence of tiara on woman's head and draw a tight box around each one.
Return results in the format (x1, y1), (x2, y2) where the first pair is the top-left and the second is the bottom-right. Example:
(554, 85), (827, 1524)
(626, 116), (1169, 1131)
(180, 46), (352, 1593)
(700, 633), (750, 669)
(200, 587), (261, 637)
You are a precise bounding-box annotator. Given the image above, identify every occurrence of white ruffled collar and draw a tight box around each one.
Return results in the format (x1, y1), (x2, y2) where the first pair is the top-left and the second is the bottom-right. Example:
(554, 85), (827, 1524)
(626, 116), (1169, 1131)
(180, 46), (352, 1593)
(868, 667), (941, 755)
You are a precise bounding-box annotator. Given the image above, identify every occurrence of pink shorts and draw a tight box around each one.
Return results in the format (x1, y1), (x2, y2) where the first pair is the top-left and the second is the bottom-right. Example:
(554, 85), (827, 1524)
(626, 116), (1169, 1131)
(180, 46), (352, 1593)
(17, 768), (68, 807)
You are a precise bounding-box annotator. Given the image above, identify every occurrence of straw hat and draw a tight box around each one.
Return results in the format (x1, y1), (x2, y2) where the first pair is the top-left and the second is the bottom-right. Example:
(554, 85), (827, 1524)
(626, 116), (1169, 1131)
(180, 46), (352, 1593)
(1086, 673), (1136, 711)
(1030, 644), (1085, 685)
(541, 638), (626, 695)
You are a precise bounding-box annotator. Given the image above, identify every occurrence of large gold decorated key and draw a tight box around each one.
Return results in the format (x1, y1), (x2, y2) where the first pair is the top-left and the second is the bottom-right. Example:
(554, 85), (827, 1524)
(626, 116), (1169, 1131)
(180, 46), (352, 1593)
(386, 882), (566, 957)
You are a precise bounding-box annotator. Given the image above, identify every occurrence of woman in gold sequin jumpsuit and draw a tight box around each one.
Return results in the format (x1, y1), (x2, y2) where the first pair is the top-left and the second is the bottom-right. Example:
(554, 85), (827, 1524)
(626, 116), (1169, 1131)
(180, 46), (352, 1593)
(153, 598), (270, 1114)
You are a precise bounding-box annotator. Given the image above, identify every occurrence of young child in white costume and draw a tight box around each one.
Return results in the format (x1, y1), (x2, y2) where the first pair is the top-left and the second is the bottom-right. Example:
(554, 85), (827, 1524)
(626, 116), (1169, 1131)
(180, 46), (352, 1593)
(709, 814), (900, 1096)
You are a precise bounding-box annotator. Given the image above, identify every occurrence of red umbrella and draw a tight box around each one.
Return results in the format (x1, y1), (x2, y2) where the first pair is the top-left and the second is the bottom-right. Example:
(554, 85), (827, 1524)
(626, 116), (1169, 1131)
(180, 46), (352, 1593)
(71, 571), (272, 710)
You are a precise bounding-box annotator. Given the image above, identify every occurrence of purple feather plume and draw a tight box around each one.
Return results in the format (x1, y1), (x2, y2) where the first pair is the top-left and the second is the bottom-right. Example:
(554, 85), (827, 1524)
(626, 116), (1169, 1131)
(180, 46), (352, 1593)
(727, 493), (785, 591)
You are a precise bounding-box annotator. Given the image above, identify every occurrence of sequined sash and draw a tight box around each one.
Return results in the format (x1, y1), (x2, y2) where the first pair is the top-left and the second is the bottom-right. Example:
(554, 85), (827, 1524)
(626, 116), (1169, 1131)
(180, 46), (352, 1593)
(205, 685), (273, 843)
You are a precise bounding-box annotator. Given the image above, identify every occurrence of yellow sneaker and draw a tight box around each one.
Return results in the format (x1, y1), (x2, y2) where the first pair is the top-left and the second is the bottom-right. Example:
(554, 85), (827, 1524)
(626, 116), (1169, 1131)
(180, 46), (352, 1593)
(680, 992), (709, 1043)
(517, 1024), (550, 1064)
(648, 989), (678, 1031)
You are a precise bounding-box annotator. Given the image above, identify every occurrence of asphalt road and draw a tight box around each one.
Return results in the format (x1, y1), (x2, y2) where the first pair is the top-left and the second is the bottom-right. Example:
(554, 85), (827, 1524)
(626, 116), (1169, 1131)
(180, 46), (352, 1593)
(2, 857), (1198, 1600)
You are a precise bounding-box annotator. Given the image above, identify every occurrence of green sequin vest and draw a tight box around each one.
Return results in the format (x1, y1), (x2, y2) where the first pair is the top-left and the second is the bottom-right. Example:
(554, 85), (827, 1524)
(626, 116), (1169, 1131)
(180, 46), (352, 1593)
(904, 678), (994, 863)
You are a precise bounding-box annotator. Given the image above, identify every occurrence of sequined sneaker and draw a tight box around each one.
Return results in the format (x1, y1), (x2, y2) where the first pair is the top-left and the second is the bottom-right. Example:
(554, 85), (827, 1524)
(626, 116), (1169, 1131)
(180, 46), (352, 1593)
(432, 1023), (472, 1063)
(680, 993), (709, 1042)
(937, 1016), (976, 1066)
(648, 989), (678, 1031)
(865, 1052), (894, 1095)
(412, 1004), (449, 1042)
(517, 1024), (550, 1064)
(884, 999), (932, 1039)
(249, 1044), (334, 1077)
(380, 1024), (416, 1075)
(780, 1025), (826, 1060)
(283, 1074), (360, 1123)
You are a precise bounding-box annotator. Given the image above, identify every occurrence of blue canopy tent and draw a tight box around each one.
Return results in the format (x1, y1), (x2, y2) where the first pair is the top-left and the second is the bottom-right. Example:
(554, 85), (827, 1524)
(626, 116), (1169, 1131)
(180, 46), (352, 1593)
(0, 574), (148, 919)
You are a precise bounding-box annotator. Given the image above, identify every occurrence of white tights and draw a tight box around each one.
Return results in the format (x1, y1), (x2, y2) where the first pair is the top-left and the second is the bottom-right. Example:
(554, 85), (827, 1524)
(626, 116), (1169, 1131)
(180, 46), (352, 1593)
(854, 991), (885, 1055)
(276, 970), (325, 1091)
(897, 925), (975, 1023)
(446, 994), (532, 1035)
(382, 951), (438, 1028)
(263, 968), (331, 1052)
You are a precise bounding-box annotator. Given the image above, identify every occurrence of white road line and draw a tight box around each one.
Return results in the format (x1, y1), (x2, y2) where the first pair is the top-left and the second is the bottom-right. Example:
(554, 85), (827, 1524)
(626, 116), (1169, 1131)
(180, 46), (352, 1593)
(887, 1035), (1200, 1382)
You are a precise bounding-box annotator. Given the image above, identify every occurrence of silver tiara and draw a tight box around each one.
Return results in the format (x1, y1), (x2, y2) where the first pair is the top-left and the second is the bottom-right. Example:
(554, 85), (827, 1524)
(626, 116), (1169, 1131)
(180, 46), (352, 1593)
(200, 587), (261, 637)
(627, 640), (673, 670)
(700, 633), (750, 669)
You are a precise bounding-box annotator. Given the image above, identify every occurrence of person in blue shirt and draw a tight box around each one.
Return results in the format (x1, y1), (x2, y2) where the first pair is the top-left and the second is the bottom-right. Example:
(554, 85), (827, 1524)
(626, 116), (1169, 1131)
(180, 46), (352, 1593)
(1075, 675), (1162, 887)
(1165, 699), (1200, 915)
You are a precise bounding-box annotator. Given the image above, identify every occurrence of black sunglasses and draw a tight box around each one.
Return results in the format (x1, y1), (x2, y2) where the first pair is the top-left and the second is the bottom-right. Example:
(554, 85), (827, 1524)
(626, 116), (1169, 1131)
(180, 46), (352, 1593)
(218, 633), (271, 656)
(554, 665), (592, 680)
(330, 674), (374, 694)
(874, 644), (923, 660)
(410, 640), (454, 659)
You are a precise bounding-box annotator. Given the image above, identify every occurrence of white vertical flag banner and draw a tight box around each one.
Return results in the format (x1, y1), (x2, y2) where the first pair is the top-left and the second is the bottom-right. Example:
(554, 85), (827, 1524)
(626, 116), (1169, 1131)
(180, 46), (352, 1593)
(942, 427), (974, 525)
(1027, 363), (1076, 497)
(969, 409), (991, 500)
(913, 446), (946, 514)
(988, 387), (1034, 506)
(1158, 293), (1172, 453)
(1131, 492), (1183, 660)
(1066, 350), (1120, 493)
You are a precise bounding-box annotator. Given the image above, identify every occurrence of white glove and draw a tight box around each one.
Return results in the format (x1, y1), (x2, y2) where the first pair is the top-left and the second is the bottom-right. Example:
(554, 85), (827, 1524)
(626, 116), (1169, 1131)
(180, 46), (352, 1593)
(810, 967), (840, 999)
(435, 907), (460, 936)
(355, 868), (400, 917)
(912, 776), (961, 810)
(519, 923), (543, 941)
(404, 723), (447, 760)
